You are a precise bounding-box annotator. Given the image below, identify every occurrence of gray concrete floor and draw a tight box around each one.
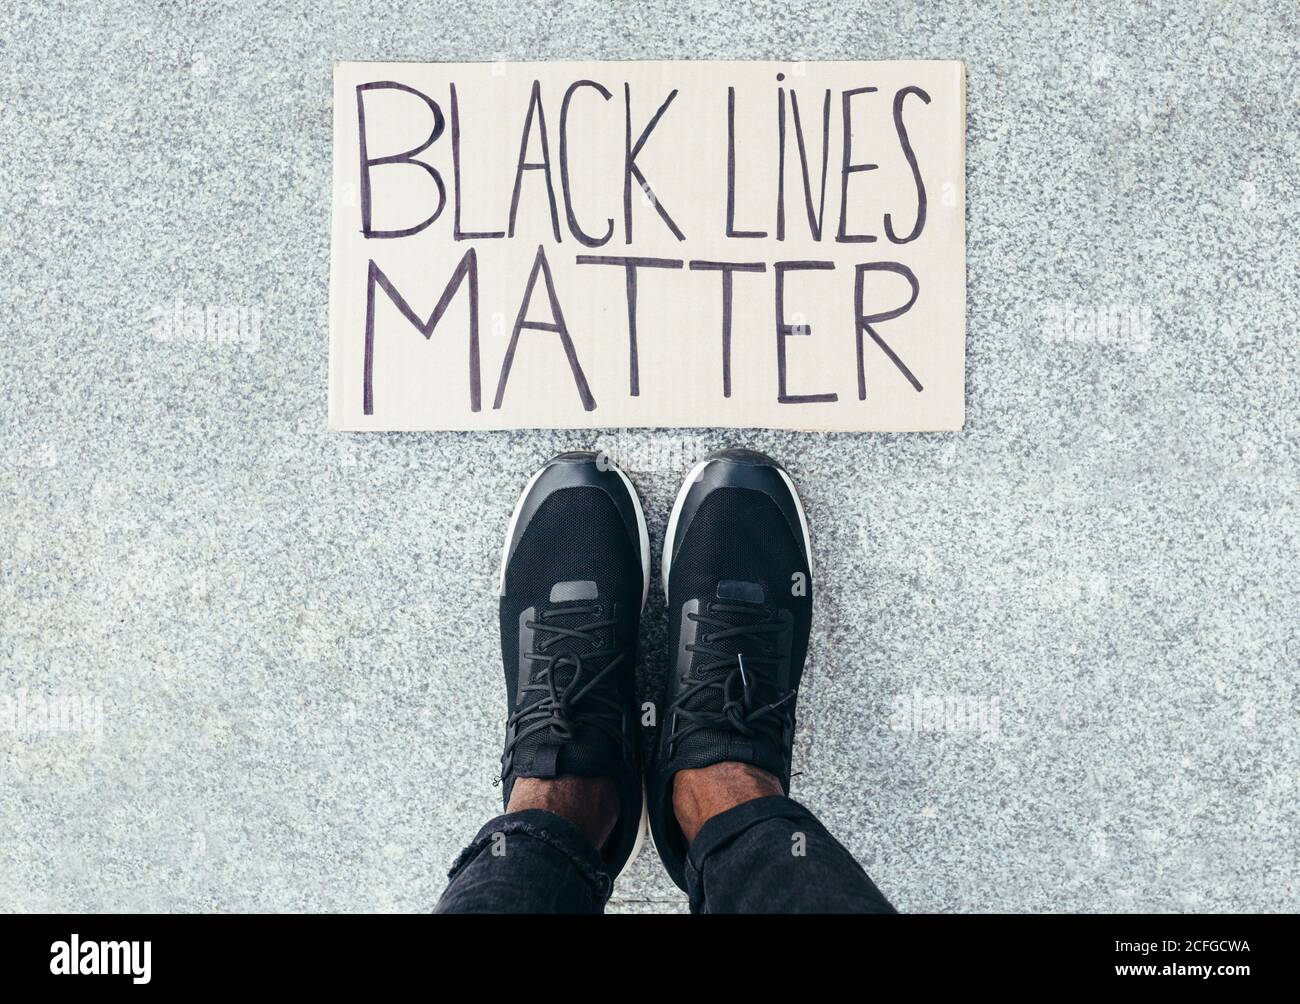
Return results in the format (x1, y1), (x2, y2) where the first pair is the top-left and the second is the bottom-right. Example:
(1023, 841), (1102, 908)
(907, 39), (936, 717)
(1, 1), (1296, 913)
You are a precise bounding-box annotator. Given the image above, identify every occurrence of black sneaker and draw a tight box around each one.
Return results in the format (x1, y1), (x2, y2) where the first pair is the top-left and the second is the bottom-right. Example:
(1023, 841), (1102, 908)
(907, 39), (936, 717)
(497, 451), (650, 877)
(648, 448), (813, 890)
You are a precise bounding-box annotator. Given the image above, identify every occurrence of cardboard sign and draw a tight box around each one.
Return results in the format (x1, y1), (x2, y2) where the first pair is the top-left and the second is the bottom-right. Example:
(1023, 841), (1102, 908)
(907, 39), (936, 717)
(329, 60), (965, 431)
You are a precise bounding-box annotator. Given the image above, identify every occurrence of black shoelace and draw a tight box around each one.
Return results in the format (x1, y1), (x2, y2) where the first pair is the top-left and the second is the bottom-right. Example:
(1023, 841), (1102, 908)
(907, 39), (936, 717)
(666, 600), (795, 758)
(503, 604), (629, 771)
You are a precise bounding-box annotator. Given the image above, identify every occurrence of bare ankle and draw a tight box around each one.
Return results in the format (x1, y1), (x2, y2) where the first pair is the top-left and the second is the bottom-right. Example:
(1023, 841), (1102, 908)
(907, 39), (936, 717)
(507, 775), (619, 849)
(672, 762), (784, 844)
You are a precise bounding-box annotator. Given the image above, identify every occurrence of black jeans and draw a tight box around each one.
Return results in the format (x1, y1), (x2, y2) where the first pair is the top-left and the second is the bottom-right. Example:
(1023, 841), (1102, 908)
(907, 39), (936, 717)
(435, 796), (896, 914)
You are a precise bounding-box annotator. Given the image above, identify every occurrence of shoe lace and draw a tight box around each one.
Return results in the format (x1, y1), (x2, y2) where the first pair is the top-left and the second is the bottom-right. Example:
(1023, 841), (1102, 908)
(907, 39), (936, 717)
(504, 604), (629, 767)
(666, 600), (794, 758)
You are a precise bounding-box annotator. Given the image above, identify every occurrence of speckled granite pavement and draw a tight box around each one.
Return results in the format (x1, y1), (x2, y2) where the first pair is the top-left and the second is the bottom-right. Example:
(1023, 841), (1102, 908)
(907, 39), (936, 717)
(1, 1), (1296, 913)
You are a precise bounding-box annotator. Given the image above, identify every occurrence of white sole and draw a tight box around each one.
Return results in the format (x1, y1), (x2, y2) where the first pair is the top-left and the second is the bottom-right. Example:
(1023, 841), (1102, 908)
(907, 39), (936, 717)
(661, 460), (709, 596)
(499, 454), (653, 874)
(618, 782), (650, 880)
(776, 467), (814, 577)
(608, 459), (651, 873)
(612, 462), (653, 614)
(498, 464), (549, 597)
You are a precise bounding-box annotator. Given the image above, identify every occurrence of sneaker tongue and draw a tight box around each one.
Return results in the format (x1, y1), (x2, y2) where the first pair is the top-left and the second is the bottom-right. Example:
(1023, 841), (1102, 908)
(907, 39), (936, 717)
(691, 600), (766, 689)
(535, 602), (605, 689)
(705, 584), (767, 661)
(512, 601), (621, 779)
(671, 599), (787, 773)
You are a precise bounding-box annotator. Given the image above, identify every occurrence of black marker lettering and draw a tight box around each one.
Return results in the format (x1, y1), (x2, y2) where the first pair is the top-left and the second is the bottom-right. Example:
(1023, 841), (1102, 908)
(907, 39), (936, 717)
(494, 246), (595, 411)
(727, 87), (767, 238)
(789, 89), (832, 241)
(853, 261), (922, 399)
(576, 255), (683, 395)
(689, 260), (767, 398)
(508, 80), (563, 243)
(356, 81), (446, 239)
(560, 80), (615, 248)
(624, 84), (685, 243)
(451, 83), (505, 240)
(363, 250), (481, 415)
(776, 85), (786, 240)
(836, 86), (879, 243)
(884, 86), (931, 244)
(774, 261), (838, 404)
